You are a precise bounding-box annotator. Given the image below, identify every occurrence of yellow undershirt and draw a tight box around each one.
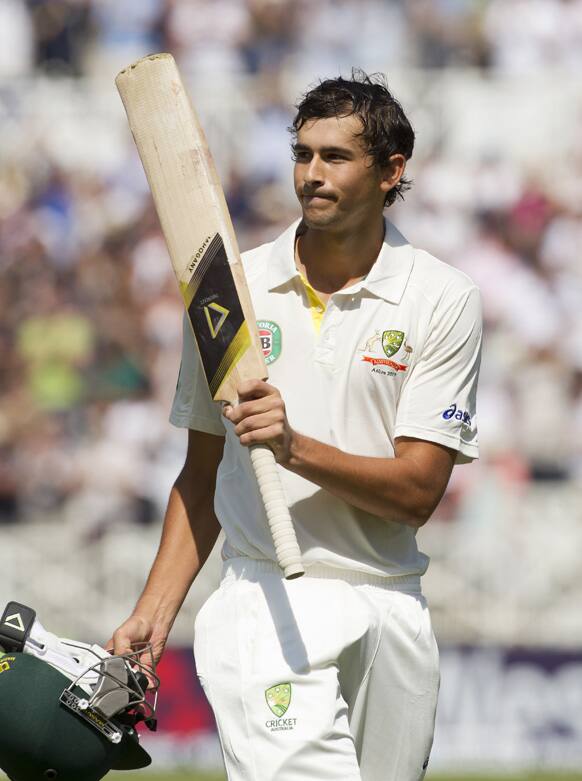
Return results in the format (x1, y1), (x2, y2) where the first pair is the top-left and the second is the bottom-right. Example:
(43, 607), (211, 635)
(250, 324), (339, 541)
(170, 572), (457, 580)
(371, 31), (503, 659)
(298, 272), (326, 334)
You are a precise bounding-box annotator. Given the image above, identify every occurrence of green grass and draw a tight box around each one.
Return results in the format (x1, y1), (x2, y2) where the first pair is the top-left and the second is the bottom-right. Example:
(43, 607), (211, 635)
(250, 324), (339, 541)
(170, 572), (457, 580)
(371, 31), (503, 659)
(3, 772), (581, 780)
(107, 774), (582, 781)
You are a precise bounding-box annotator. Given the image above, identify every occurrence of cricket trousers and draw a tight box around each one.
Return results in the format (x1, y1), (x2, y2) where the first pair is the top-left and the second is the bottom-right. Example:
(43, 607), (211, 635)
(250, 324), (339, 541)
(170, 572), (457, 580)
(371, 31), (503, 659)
(194, 558), (440, 781)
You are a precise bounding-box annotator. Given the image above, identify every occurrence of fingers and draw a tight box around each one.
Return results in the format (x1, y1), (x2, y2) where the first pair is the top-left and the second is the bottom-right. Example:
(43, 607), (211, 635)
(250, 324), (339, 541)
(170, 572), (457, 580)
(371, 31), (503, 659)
(236, 379), (279, 401)
(240, 422), (284, 446)
(111, 629), (136, 656)
(224, 380), (291, 459)
(109, 615), (151, 656)
(224, 399), (286, 446)
(224, 396), (285, 426)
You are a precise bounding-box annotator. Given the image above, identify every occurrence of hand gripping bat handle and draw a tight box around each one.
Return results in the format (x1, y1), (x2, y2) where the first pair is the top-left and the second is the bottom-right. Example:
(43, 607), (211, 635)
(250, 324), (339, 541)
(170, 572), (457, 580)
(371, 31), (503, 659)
(249, 444), (304, 579)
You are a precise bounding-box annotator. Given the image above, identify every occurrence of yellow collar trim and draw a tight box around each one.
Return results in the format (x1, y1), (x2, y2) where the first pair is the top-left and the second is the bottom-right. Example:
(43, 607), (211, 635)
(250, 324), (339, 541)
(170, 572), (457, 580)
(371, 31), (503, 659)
(298, 273), (326, 334)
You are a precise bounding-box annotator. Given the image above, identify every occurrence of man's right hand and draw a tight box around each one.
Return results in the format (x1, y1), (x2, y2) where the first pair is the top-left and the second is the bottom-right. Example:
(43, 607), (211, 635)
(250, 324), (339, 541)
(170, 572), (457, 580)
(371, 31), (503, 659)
(106, 613), (168, 667)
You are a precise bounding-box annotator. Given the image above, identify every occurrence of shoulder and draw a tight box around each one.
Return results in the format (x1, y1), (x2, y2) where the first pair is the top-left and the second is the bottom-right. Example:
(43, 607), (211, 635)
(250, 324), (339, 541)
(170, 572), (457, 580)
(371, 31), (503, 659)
(385, 220), (479, 311)
(408, 245), (481, 318)
(411, 246), (478, 298)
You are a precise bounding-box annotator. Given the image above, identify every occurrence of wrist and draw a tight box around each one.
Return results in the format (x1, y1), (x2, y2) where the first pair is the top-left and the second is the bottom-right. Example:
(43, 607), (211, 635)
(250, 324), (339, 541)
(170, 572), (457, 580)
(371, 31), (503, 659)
(286, 430), (309, 471)
(133, 593), (177, 631)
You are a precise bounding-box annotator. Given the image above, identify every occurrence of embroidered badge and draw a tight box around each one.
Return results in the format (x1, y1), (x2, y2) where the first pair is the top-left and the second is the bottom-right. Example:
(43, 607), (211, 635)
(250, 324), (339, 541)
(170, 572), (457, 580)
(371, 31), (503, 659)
(264, 682), (297, 732)
(265, 683), (291, 716)
(359, 328), (413, 375)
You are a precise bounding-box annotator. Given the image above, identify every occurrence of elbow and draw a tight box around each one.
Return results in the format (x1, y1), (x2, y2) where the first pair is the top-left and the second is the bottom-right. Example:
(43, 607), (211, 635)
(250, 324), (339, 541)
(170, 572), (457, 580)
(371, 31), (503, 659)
(412, 506), (433, 528)
(413, 489), (446, 527)
(399, 506), (433, 529)
(411, 492), (442, 527)
(380, 496), (437, 529)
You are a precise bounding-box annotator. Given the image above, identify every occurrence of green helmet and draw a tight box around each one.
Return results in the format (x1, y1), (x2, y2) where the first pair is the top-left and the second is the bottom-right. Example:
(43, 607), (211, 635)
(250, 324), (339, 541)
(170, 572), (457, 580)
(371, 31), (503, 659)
(0, 603), (158, 781)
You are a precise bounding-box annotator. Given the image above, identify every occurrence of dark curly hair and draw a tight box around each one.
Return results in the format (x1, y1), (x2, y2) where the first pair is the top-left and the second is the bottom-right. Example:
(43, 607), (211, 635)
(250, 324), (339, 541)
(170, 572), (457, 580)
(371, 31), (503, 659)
(291, 69), (415, 207)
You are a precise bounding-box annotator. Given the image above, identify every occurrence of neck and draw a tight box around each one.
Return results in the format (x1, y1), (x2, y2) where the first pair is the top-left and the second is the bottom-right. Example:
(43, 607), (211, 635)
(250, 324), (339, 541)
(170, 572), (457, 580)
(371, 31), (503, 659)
(297, 217), (386, 295)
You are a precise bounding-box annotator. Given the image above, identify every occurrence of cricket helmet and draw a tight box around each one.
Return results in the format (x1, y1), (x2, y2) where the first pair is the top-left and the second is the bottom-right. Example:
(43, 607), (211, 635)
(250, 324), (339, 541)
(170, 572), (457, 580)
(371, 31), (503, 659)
(0, 602), (159, 781)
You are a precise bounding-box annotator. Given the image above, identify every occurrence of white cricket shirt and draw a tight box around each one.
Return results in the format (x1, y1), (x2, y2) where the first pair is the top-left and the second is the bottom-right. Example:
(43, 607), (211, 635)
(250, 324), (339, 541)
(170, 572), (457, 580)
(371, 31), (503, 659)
(170, 219), (482, 577)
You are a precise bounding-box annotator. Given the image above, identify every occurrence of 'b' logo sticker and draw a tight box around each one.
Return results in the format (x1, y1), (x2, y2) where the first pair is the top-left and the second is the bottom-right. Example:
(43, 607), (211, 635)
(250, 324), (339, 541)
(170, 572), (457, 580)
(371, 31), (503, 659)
(257, 320), (282, 365)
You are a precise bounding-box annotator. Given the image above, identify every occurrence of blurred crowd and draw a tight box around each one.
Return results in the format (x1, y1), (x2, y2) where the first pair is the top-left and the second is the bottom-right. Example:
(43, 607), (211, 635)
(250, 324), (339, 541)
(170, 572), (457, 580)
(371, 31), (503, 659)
(3, 0), (582, 79)
(1, 0), (582, 531)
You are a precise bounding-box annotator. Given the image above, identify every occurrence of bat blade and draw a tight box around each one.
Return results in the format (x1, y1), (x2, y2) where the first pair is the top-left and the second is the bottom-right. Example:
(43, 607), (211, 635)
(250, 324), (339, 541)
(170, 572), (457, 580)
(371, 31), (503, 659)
(116, 53), (303, 579)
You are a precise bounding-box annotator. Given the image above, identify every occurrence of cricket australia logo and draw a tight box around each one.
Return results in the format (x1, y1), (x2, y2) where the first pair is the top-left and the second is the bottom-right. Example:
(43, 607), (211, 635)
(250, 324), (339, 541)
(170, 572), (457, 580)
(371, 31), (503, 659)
(265, 683), (297, 732)
(382, 330), (405, 358)
(359, 328), (412, 376)
(257, 320), (282, 365)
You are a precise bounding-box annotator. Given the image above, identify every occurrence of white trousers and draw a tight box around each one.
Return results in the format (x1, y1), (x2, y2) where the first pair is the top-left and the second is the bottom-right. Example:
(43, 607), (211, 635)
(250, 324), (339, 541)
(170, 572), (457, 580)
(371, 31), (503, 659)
(194, 558), (439, 781)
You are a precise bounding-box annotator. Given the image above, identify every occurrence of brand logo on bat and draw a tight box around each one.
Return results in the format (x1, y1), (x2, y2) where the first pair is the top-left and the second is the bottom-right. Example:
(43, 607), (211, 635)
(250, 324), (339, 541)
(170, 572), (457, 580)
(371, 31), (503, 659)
(188, 235), (212, 273)
(204, 302), (229, 338)
(265, 683), (291, 717)
(257, 320), (282, 364)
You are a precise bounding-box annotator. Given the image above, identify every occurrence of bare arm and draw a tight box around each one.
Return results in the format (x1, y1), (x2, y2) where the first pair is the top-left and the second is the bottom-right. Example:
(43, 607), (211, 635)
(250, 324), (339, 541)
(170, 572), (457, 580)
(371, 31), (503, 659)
(225, 381), (455, 529)
(110, 429), (223, 660)
(284, 433), (455, 527)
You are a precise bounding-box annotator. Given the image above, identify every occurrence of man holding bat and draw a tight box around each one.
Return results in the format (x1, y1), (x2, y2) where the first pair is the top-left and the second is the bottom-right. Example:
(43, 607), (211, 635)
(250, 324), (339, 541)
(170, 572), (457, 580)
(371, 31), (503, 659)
(112, 71), (481, 781)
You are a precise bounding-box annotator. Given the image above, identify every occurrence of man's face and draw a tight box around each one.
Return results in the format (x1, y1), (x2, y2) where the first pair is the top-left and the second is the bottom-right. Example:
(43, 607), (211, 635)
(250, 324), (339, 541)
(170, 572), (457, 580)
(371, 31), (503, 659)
(292, 114), (390, 232)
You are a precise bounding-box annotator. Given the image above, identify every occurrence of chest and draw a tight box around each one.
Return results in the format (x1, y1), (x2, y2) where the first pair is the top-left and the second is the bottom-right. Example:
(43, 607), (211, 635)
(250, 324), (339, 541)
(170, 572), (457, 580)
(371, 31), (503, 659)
(251, 283), (430, 454)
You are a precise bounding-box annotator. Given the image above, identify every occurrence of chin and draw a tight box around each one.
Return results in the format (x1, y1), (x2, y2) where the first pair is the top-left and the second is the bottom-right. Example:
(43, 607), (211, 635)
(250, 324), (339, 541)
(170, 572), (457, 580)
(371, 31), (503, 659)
(301, 209), (339, 230)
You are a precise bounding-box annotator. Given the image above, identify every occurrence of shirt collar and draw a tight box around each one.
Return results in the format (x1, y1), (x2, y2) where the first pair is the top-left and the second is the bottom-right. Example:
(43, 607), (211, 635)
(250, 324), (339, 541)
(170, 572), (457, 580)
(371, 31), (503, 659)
(267, 218), (414, 304)
(267, 219), (303, 291)
(360, 219), (414, 304)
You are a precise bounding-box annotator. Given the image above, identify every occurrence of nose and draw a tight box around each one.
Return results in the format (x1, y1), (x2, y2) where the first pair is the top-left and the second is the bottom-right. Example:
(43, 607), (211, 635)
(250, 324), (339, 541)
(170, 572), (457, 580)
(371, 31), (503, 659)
(304, 155), (324, 187)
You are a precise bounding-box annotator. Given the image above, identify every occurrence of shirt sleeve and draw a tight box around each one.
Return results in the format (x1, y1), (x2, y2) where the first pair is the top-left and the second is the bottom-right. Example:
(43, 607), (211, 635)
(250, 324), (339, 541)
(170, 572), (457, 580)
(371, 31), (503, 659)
(169, 313), (225, 435)
(394, 285), (482, 464)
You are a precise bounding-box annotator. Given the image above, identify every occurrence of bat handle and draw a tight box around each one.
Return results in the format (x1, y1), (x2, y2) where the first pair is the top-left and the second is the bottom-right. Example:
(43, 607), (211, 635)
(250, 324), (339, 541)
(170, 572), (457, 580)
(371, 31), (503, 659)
(249, 444), (304, 580)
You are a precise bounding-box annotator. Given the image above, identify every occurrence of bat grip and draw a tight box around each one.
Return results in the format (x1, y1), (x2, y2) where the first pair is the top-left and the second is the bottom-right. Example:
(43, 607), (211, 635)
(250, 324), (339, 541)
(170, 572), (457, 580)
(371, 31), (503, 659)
(249, 444), (304, 579)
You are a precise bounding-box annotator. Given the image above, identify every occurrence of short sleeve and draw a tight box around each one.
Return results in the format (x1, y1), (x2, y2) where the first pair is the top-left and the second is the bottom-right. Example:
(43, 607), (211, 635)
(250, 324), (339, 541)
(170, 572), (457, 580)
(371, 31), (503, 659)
(394, 285), (482, 464)
(169, 313), (225, 435)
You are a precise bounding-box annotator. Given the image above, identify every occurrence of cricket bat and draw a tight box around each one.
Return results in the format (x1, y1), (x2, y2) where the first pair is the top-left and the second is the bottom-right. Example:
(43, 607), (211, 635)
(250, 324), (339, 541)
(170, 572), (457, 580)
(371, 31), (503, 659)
(116, 53), (303, 579)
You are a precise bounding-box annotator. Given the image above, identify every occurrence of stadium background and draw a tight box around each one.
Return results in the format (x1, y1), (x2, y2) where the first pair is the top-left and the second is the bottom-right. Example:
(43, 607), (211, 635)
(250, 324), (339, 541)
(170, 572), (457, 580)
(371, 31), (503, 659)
(1, 0), (582, 778)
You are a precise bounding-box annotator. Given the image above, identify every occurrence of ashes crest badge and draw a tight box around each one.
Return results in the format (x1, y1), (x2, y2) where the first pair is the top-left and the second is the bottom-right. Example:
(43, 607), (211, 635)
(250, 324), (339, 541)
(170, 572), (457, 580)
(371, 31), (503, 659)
(359, 328), (412, 376)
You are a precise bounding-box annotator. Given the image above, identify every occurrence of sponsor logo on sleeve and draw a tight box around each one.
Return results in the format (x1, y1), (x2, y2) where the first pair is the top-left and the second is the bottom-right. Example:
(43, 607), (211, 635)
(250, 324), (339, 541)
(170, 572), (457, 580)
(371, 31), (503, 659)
(442, 403), (472, 428)
(257, 320), (282, 365)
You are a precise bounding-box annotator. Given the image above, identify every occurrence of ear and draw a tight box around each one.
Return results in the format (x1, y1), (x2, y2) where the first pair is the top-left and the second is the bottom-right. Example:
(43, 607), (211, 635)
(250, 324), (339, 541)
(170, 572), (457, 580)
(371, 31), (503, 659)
(379, 153), (406, 195)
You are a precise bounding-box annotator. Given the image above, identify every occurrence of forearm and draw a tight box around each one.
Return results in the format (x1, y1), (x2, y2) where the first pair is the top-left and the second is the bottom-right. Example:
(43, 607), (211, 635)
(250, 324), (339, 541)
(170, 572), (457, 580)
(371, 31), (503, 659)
(285, 433), (449, 527)
(226, 381), (455, 529)
(132, 469), (221, 632)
